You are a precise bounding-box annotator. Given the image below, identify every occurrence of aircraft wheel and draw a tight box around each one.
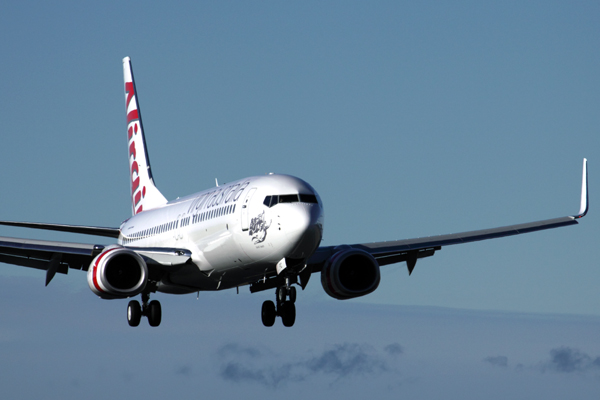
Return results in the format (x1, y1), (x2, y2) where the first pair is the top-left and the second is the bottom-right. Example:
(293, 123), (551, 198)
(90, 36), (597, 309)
(261, 300), (276, 327)
(147, 300), (162, 327)
(288, 286), (296, 303)
(127, 300), (141, 327)
(276, 286), (286, 303)
(280, 301), (296, 327)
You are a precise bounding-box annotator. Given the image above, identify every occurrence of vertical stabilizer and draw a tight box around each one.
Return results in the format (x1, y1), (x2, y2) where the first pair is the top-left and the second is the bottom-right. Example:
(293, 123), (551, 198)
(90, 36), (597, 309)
(123, 57), (168, 215)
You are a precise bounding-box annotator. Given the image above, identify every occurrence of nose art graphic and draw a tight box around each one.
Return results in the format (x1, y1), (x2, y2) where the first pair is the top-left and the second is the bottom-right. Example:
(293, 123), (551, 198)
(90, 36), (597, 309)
(249, 211), (271, 244)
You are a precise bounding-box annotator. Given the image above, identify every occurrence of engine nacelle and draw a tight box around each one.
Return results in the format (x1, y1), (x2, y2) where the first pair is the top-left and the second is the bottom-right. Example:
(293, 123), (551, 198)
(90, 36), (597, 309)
(321, 249), (381, 300)
(87, 247), (148, 299)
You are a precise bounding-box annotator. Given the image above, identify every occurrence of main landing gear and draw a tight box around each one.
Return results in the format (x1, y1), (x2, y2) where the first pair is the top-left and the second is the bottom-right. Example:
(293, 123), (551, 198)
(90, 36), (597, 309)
(262, 285), (297, 327)
(127, 293), (162, 327)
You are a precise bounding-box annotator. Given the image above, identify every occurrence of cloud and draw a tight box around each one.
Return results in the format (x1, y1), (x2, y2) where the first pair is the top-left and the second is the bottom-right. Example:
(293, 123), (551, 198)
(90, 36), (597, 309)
(175, 365), (193, 377)
(542, 347), (600, 374)
(483, 347), (600, 375)
(220, 361), (273, 385)
(217, 343), (262, 358)
(216, 343), (303, 387)
(384, 343), (403, 357)
(305, 343), (389, 377)
(515, 363), (524, 372)
(484, 356), (508, 368)
(216, 342), (403, 388)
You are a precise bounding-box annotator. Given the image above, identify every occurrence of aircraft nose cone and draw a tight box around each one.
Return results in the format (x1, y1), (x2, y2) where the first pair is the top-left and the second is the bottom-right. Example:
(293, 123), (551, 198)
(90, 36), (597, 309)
(284, 204), (323, 259)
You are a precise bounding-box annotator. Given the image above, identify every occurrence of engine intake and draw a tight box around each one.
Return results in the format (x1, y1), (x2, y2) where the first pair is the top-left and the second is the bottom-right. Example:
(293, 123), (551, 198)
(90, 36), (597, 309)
(87, 247), (148, 299)
(321, 249), (380, 300)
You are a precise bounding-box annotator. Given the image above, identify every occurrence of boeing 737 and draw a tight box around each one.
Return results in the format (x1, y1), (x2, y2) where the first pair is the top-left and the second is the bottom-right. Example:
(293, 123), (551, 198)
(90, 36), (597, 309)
(0, 57), (589, 327)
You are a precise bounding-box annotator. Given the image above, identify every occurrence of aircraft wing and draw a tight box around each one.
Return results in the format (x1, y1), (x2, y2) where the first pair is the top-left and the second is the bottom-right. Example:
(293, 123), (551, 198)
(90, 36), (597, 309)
(0, 221), (120, 238)
(308, 215), (580, 274)
(0, 235), (194, 286)
(308, 158), (588, 275)
(0, 236), (105, 285)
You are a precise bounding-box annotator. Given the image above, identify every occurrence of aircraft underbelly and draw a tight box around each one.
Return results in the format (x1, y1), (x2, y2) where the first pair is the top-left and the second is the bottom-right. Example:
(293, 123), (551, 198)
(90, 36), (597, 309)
(157, 264), (218, 293)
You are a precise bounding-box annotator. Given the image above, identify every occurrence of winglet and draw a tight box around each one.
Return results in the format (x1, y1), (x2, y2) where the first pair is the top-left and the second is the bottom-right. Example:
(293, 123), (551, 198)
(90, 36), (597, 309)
(574, 158), (588, 219)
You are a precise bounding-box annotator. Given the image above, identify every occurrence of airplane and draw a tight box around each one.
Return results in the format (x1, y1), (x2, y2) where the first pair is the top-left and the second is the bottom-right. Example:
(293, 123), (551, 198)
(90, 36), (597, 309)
(0, 57), (588, 328)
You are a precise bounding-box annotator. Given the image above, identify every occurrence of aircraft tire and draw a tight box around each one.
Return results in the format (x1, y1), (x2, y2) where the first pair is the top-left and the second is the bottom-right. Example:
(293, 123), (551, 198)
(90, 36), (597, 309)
(288, 286), (296, 303)
(280, 301), (296, 327)
(261, 300), (276, 327)
(127, 300), (141, 327)
(277, 287), (286, 303)
(147, 300), (162, 327)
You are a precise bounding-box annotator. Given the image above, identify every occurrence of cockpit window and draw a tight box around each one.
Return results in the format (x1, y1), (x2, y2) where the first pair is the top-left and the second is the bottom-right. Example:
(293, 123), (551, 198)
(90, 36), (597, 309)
(279, 194), (299, 203)
(299, 194), (318, 204)
(263, 194), (318, 208)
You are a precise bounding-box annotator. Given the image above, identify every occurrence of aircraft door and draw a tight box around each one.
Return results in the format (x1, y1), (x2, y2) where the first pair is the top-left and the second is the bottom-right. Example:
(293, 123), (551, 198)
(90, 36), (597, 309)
(175, 214), (183, 240)
(241, 188), (257, 231)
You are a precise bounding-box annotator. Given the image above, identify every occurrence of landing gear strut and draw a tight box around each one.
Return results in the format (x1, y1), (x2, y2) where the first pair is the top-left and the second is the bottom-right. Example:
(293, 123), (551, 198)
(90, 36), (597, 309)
(262, 283), (297, 327)
(127, 293), (161, 327)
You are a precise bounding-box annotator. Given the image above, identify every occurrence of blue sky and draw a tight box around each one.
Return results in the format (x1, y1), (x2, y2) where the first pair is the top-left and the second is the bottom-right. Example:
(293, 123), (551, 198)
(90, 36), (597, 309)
(0, 1), (599, 398)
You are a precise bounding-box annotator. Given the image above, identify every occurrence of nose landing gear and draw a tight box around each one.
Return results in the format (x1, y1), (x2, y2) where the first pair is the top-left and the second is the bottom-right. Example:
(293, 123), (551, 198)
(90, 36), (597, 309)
(127, 292), (162, 327)
(261, 285), (297, 327)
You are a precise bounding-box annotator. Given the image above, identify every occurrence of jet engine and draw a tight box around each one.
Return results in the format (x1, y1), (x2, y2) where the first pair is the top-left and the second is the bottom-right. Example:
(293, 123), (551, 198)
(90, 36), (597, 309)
(320, 249), (380, 300)
(87, 247), (148, 299)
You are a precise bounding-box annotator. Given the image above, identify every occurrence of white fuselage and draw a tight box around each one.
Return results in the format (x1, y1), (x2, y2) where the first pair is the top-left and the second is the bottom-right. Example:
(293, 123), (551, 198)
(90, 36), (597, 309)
(117, 174), (324, 293)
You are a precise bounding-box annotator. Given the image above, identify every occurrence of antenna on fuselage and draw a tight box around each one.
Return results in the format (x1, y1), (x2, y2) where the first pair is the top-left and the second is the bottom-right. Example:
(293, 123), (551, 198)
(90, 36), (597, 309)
(215, 178), (219, 187)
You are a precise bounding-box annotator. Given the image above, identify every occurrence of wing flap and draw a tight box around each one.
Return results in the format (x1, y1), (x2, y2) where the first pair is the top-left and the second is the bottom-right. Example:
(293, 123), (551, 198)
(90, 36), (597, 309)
(0, 236), (104, 272)
(0, 253), (58, 271)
